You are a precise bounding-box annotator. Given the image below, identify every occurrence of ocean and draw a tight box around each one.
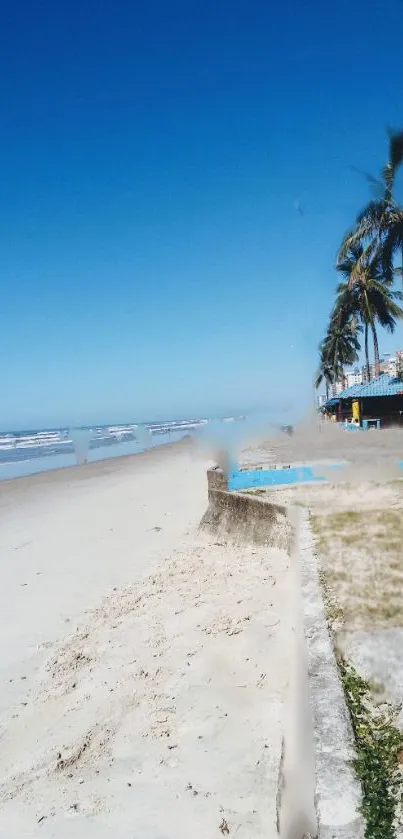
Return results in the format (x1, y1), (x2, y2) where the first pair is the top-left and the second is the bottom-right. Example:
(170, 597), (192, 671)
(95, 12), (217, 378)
(0, 420), (208, 481)
(0, 411), (293, 482)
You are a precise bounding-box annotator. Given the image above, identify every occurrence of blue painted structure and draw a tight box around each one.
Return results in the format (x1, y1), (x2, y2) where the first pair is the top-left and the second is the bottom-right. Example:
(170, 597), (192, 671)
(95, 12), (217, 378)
(227, 466), (325, 490)
(227, 460), (403, 490)
(361, 418), (381, 430)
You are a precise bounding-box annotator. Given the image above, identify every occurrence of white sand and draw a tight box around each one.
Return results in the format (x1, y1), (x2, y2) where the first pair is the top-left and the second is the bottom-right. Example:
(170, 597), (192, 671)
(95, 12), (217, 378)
(0, 445), (292, 838)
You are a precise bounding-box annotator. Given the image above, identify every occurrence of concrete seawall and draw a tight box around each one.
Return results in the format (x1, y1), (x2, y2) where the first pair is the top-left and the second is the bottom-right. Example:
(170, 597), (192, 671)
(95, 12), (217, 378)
(206, 465), (228, 492)
(200, 486), (290, 550)
(298, 511), (364, 839)
(201, 467), (364, 838)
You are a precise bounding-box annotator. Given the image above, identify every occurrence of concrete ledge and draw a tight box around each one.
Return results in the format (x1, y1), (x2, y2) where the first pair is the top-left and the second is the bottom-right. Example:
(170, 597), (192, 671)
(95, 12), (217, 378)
(200, 487), (290, 550)
(206, 465), (228, 492)
(298, 511), (365, 839)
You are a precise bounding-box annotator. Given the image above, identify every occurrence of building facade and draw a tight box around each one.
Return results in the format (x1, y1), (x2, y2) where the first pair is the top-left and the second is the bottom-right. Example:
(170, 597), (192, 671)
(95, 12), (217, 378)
(345, 367), (363, 389)
(321, 352), (403, 408)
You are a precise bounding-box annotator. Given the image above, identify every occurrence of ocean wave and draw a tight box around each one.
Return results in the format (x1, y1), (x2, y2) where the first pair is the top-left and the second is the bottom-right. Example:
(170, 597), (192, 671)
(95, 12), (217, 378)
(0, 419), (208, 469)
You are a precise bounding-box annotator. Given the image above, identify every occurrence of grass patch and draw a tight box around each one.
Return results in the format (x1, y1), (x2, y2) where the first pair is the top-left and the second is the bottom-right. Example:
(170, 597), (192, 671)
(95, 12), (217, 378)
(310, 515), (330, 555)
(327, 510), (362, 527)
(322, 510), (403, 545)
(377, 510), (403, 527)
(339, 659), (403, 839)
(380, 540), (403, 555)
(311, 508), (403, 629)
(365, 602), (402, 622)
(318, 567), (344, 628)
(314, 504), (403, 835)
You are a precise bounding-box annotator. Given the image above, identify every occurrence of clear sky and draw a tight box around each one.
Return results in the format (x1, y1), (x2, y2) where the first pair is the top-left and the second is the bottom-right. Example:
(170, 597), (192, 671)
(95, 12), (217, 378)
(2, 0), (403, 429)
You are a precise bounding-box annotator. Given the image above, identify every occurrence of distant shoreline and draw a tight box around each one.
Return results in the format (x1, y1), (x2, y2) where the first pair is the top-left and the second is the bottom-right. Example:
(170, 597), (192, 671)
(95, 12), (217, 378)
(0, 436), (193, 498)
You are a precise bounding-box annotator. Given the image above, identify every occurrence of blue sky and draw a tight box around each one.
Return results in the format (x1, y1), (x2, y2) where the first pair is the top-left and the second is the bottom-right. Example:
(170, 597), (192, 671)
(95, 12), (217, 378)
(2, 0), (403, 429)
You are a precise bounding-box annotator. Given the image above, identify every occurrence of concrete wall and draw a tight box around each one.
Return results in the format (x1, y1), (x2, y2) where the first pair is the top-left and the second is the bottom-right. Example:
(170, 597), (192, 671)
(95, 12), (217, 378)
(201, 468), (364, 838)
(200, 486), (291, 551)
(206, 465), (228, 492)
(298, 511), (364, 839)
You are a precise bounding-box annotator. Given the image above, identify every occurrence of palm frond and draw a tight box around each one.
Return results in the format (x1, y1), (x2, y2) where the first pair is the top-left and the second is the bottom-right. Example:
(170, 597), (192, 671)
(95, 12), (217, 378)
(356, 199), (387, 228)
(314, 369), (324, 389)
(388, 129), (403, 172)
(349, 165), (384, 199)
(383, 163), (394, 202)
(337, 207), (384, 264)
(332, 130), (403, 386)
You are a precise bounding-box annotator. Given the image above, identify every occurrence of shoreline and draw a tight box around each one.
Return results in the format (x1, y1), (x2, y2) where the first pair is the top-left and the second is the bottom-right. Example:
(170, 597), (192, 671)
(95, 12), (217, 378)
(0, 426), (197, 485)
(0, 437), (194, 500)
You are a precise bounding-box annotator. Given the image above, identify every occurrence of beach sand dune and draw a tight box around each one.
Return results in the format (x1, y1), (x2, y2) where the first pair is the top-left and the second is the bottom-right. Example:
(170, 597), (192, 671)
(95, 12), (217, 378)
(0, 445), (291, 838)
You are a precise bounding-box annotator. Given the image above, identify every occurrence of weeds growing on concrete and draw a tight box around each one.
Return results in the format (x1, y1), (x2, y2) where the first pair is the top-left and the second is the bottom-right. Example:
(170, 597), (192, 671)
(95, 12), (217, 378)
(338, 659), (403, 839)
(318, 567), (344, 625)
(315, 522), (403, 839)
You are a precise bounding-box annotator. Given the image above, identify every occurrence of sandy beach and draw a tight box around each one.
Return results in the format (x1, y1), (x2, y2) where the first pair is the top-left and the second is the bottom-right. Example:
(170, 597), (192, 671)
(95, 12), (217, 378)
(0, 441), (292, 838)
(242, 421), (403, 470)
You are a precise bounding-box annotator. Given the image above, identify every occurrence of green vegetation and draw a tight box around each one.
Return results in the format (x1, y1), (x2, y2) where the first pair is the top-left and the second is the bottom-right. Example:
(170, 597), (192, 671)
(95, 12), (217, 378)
(335, 246), (402, 381)
(316, 130), (403, 389)
(312, 510), (364, 553)
(311, 508), (403, 553)
(315, 307), (361, 397)
(339, 659), (403, 839)
(311, 508), (403, 628)
(315, 518), (403, 838)
(318, 567), (344, 624)
(242, 487), (267, 496)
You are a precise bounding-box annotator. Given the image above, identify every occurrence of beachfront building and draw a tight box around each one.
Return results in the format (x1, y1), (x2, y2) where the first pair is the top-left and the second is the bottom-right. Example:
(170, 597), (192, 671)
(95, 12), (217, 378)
(361, 362), (378, 383)
(388, 356), (397, 377)
(345, 367), (362, 389)
(330, 379), (345, 397)
(319, 351), (403, 414)
(329, 368), (361, 395)
(381, 354), (396, 376)
(323, 373), (403, 427)
(360, 353), (403, 382)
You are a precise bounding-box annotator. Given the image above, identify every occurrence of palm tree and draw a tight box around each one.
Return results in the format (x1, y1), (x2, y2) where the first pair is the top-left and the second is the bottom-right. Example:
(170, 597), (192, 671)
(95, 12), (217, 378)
(317, 306), (361, 398)
(315, 345), (335, 400)
(335, 244), (403, 380)
(338, 130), (403, 291)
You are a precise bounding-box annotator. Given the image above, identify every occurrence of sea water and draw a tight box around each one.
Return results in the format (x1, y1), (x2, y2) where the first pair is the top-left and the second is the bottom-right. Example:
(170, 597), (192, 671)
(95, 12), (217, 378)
(0, 422), (201, 481)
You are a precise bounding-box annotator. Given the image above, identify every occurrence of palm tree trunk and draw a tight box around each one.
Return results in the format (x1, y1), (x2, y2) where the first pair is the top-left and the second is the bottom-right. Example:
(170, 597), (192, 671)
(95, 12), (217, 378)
(371, 322), (380, 378)
(364, 323), (370, 381)
(326, 382), (329, 400)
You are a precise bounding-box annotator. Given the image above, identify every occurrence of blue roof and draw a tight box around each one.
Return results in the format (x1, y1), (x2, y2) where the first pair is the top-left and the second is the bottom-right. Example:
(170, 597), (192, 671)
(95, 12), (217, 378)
(357, 374), (403, 397)
(325, 374), (403, 405)
(335, 381), (364, 399)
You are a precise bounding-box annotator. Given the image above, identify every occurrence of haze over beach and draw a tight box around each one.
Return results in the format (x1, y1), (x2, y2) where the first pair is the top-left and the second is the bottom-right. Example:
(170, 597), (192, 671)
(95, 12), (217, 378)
(4, 0), (403, 837)
(0, 412), (294, 481)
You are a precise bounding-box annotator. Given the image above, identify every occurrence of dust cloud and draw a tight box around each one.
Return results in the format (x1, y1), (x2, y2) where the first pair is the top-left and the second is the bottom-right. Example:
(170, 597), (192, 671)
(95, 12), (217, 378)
(69, 427), (92, 465)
